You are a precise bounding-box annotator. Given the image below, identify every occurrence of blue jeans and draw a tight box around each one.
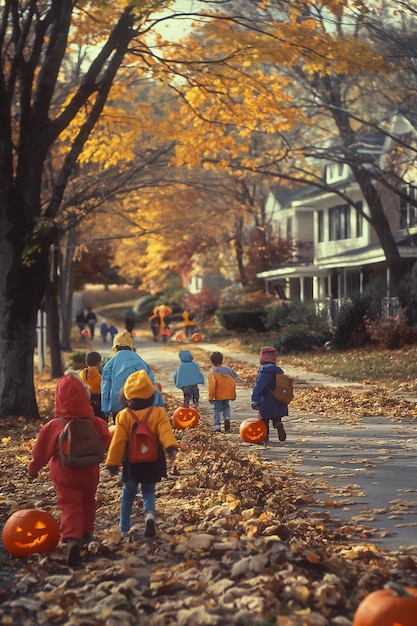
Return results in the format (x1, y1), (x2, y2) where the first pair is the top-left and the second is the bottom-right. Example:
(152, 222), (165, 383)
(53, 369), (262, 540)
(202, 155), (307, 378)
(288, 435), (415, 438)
(119, 478), (156, 533)
(213, 399), (230, 428)
(182, 385), (199, 406)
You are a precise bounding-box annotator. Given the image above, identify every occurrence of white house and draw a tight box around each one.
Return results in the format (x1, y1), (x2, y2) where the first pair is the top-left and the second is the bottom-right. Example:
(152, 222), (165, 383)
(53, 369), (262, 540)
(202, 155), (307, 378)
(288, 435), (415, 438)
(258, 118), (417, 303)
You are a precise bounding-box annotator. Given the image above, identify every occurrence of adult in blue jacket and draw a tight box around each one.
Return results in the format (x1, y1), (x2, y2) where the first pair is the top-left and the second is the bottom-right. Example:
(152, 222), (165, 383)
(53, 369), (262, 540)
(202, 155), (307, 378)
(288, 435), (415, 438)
(101, 331), (163, 419)
(251, 346), (287, 442)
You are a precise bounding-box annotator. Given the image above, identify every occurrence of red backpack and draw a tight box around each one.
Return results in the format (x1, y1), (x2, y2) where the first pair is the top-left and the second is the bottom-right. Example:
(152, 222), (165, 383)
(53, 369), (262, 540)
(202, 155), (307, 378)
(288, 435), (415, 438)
(127, 408), (159, 463)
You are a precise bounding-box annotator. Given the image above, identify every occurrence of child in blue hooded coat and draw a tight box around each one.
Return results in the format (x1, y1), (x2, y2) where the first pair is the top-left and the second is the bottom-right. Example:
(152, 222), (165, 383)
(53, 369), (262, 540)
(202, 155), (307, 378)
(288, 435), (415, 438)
(251, 346), (288, 442)
(173, 350), (204, 408)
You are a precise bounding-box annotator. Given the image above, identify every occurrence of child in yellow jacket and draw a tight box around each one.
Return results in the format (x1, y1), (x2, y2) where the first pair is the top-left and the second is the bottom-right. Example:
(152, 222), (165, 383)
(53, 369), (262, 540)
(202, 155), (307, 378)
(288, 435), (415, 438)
(105, 370), (178, 539)
(208, 351), (237, 433)
(79, 351), (104, 419)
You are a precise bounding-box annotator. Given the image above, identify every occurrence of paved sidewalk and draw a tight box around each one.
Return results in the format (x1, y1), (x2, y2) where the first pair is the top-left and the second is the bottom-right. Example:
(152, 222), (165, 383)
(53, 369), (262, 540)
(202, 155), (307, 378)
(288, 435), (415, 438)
(91, 333), (417, 552)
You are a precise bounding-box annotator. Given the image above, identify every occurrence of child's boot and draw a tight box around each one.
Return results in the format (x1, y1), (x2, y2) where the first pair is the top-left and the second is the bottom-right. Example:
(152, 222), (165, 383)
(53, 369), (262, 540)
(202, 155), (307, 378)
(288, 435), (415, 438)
(67, 539), (81, 566)
(224, 419), (230, 433)
(144, 511), (156, 538)
(277, 422), (286, 442)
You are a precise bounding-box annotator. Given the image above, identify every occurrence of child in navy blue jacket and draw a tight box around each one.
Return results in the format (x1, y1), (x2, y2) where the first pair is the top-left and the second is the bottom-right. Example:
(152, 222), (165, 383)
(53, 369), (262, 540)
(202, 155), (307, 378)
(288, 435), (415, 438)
(251, 346), (288, 442)
(173, 350), (204, 408)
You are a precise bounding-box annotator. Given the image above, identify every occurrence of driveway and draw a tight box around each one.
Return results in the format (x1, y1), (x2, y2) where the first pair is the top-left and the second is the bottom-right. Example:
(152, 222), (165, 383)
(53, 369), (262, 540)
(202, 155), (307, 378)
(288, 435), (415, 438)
(92, 333), (417, 552)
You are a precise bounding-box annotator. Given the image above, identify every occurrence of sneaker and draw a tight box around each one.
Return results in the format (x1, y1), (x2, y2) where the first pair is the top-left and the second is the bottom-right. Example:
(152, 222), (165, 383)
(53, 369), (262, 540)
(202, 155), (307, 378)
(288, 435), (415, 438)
(214, 427), (221, 433)
(277, 422), (287, 442)
(224, 419), (230, 433)
(120, 531), (129, 540)
(144, 512), (156, 538)
(67, 539), (81, 566)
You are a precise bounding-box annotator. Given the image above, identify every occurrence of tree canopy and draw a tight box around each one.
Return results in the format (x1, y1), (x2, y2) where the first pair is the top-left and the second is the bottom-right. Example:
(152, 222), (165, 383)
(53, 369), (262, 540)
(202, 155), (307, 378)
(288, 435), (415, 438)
(1, 0), (417, 418)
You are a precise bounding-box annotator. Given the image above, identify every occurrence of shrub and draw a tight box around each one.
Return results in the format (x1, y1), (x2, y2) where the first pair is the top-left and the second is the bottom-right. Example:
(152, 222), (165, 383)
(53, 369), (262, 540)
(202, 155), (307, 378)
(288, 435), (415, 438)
(67, 351), (86, 369)
(217, 286), (275, 310)
(216, 309), (267, 332)
(182, 289), (218, 320)
(332, 298), (370, 350)
(265, 301), (323, 332)
(217, 284), (245, 309)
(273, 332), (332, 354)
(365, 315), (417, 349)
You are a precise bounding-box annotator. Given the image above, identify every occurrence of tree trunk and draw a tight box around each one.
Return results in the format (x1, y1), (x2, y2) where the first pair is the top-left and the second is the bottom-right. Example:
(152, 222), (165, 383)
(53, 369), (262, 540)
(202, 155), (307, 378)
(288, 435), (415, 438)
(350, 164), (407, 287)
(47, 247), (64, 379)
(233, 216), (248, 286)
(60, 226), (77, 351)
(0, 224), (49, 419)
(325, 77), (406, 290)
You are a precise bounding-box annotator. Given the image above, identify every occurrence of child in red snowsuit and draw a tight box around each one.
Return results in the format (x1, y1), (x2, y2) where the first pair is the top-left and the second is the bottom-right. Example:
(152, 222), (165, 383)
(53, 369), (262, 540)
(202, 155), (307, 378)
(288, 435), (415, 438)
(27, 372), (111, 566)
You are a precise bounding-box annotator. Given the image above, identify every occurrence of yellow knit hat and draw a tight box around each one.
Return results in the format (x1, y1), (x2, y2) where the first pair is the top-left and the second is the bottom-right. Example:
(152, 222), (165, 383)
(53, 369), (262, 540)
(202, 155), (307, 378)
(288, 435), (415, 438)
(112, 330), (133, 352)
(124, 370), (156, 400)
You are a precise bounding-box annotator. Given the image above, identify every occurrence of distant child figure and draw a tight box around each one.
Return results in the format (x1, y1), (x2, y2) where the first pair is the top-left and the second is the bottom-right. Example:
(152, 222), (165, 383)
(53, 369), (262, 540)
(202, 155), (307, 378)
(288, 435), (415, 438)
(156, 304), (173, 343)
(182, 310), (196, 338)
(85, 307), (98, 339)
(79, 351), (105, 420)
(105, 370), (178, 539)
(251, 346), (287, 442)
(173, 349), (204, 408)
(208, 351), (237, 433)
(100, 321), (118, 344)
(148, 313), (160, 342)
(124, 309), (136, 334)
(27, 372), (111, 566)
(75, 309), (86, 335)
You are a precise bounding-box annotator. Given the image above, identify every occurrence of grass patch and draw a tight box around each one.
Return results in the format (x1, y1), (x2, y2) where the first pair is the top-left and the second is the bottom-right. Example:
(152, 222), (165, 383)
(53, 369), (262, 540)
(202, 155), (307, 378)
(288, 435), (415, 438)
(282, 347), (417, 390)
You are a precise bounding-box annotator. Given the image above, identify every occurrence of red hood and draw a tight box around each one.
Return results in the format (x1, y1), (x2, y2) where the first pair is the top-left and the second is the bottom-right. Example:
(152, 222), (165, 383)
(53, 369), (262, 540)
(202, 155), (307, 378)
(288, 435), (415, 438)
(54, 374), (94, 418)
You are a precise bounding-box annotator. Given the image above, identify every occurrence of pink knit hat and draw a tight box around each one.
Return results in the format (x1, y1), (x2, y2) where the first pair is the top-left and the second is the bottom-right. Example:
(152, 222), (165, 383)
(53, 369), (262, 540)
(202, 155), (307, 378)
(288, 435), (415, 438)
(259, 346), (277, 364)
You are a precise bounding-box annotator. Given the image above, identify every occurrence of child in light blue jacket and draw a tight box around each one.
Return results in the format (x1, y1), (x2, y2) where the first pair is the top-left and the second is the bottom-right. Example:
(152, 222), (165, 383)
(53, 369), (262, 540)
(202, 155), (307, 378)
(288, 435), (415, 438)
(173, 350), (204, 408)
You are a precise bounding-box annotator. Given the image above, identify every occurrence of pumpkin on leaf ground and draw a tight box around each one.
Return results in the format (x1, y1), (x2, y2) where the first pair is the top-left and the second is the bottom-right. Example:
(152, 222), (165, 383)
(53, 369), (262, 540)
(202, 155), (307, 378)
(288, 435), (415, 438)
(353, 582), (417, 626)
(2, 509), (60, 558)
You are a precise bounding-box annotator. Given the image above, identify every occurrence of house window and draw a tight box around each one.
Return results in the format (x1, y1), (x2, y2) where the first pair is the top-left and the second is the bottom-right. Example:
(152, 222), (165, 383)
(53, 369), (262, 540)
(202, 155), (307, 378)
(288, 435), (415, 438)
(355, 201), (363, 237)
(318, 210), (324, 242)
(400, 185), (417, 229)
(329, 204), (350, 240)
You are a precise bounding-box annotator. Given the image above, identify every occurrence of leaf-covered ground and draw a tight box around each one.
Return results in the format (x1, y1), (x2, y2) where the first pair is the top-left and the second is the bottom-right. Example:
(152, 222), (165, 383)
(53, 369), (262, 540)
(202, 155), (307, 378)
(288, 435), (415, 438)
(1, 372), (417, 626)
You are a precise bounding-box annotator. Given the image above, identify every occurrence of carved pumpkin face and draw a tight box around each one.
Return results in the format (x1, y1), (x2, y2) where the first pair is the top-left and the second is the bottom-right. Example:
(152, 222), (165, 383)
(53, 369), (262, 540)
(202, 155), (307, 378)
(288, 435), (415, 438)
(240, 418), (267, 443)
(2, 509), (60, 558)
(353, 585), (417, 626)
(172, 406), (199, 430)
(191, 333), (201, 343)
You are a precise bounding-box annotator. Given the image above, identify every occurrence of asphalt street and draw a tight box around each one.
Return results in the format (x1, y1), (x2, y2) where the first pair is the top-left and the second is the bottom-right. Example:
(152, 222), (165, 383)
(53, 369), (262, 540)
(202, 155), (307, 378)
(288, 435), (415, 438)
(88, 330), (417, 552)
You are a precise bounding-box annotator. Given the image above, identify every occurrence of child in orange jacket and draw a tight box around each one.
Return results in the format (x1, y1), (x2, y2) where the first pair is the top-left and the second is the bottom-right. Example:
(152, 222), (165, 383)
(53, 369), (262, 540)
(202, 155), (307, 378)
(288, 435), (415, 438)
(27, 372), (111, 565)
(79, 351), (104, 419)
(208, 351), (237, 433)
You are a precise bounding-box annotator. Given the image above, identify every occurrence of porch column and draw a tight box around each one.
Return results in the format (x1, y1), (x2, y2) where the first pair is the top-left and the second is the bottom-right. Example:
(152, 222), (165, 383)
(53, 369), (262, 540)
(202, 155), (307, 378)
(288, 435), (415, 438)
(300, 277), (305, 303)
(313, 276), (319, 300)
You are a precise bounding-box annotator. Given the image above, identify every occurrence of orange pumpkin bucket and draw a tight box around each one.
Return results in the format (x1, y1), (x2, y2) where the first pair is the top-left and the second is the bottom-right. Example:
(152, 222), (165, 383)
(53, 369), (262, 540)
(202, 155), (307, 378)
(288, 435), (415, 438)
(172, 406), (199, 430)
(239, 417), (267, 443)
